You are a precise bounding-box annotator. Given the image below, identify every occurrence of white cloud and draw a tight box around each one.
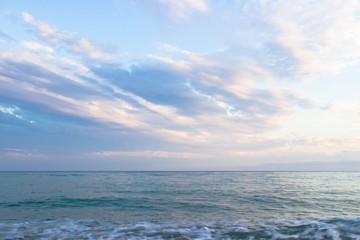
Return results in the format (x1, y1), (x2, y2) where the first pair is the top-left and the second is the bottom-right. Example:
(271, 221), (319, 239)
(157, 0), (208, 22)
(69, 38), (112, 62)
(185, 82), (246, 118)
(0, 104), (36, 124)
(146, 54), (191, 72)
(21, 11), (33, 23)
(0, 105), (23, 119)
(245, 0), (360, 78)
(22, 12), (72, 44)
(21, 40), (53, 53)
(21, 12), (112, 62)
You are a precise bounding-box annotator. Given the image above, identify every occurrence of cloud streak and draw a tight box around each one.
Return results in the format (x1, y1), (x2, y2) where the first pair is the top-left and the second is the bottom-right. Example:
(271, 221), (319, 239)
(91, 150), (209, 159)
(22, 12), (112, 62)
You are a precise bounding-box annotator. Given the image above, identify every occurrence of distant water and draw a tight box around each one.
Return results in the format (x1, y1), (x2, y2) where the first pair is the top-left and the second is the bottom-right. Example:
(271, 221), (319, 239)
(0, 172), (359, 239)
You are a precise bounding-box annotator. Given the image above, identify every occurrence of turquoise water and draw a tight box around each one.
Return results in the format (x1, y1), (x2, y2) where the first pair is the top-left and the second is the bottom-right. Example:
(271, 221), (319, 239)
(0, 172), (359, 239)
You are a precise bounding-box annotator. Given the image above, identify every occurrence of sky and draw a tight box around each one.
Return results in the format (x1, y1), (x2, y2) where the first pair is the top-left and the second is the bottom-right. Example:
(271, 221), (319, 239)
(1, 0), (360, 171)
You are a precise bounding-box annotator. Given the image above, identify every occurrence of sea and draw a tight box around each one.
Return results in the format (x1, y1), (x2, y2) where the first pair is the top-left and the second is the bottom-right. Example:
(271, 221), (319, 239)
(0, 171), (359, 239)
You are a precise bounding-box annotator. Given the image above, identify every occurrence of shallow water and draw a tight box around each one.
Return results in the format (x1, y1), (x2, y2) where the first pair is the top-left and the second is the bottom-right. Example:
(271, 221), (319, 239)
(0, 172), (359, 239)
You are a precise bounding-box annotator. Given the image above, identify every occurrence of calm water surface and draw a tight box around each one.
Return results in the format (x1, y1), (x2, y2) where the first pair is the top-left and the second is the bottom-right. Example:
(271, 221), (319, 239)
(0, 172), (359, 239)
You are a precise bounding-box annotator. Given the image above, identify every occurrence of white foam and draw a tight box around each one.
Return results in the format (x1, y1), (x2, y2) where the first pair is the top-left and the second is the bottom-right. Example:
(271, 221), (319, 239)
(0, 217), (359, 240)
(271, 232), (300, 240)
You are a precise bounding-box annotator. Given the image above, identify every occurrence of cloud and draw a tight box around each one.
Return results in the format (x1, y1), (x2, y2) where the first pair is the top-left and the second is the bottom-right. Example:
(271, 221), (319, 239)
(69, 38), (112, 62)
(12, 10), (322, 147)
(21, 40), (53, 53)
(134, 46), (316, 130)
(0, 39), (316, 151)
(21, 12), (112, 62)
(90, 150), (208, 159)
(1, 148), (44, 159)
(0, 105), (23, 119)
(185, 82), (245, 118)
(157, 0), (208, 22)
(0, 104), (36, 124)
(4, 11), (327, 157)
(1, 3), (359, 170)
(22, 12), (72, 44)
(239, 0), (360, 78)
(0, 45), (207, 144)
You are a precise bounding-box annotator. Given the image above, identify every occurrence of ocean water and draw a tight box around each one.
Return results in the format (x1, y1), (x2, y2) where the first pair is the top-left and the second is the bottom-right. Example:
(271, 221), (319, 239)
(0, 172), (359, 239)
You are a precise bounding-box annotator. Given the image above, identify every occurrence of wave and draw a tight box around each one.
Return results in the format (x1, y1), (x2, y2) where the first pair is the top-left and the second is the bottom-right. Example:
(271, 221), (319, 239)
(0, 217), (359, 239)
(0, 197), (132, 208)
(0, 196), (221, 211)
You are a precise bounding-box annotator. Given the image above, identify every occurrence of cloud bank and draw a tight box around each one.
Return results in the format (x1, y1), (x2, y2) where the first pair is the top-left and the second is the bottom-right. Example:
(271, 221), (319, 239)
(1, 0), (360, 170)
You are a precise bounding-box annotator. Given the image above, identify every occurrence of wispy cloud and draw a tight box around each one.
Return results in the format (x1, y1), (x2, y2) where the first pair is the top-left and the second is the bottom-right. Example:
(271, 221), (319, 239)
(0, 104), (36, 124)
(91, 150), (209, 159)
(157, 0), (208, 22)
(238, 0), (360, 78)
(1, 148), (44, 159)
(0, 105), (23, 119)
(21, 40), (54, 53)
(22, 12), (73, 44)
(22, 12), (112, 62)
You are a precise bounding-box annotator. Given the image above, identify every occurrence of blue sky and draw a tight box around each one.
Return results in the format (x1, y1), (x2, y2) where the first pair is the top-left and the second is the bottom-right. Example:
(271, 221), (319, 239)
(1, 0), (360, 170)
